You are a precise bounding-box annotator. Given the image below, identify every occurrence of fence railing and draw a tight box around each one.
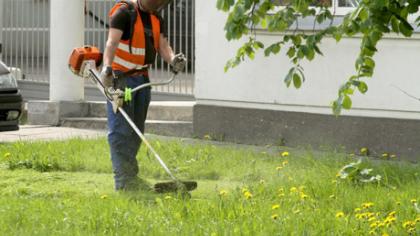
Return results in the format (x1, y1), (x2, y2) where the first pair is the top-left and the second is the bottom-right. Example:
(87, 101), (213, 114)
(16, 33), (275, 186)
(0, 0), (195, 96)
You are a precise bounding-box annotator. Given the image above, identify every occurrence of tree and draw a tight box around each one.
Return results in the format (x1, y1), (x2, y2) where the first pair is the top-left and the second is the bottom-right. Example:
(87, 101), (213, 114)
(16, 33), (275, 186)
(216, 0), (420, 114)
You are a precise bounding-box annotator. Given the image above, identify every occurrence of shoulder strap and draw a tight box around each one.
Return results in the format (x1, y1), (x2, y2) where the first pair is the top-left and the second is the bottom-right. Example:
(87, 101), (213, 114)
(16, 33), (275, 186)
(117, 1), (137, 54)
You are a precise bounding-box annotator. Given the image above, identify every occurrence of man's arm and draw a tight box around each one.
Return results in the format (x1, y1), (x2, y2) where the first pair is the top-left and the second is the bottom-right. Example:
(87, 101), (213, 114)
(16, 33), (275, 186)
(103, 28), (124, 67)
(158, 34), (175, 64)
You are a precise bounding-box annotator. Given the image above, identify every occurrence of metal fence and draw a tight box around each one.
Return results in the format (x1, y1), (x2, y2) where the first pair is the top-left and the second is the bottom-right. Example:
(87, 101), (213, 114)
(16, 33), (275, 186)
(0, 0), (195, 95)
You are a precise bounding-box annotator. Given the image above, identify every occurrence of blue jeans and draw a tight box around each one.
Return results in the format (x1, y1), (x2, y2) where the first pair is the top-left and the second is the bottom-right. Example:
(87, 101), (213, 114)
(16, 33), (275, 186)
(107, 74), (151, 190)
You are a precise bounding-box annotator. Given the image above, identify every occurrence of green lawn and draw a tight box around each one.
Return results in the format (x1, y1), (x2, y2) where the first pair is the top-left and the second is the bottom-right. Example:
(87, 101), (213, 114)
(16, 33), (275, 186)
(0, 138), (419, 235)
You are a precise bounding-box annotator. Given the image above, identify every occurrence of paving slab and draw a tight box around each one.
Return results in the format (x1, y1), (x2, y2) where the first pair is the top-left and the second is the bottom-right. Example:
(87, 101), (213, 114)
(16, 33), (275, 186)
(0, 125), (106, 143)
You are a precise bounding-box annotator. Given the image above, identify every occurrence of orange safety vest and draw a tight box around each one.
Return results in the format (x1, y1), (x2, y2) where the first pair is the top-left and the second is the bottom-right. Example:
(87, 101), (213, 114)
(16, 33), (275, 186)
(109, 2), (160, 72)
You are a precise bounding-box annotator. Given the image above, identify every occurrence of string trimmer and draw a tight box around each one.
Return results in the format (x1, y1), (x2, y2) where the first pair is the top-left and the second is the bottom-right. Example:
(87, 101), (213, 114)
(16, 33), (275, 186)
(68, 46), (197, 194)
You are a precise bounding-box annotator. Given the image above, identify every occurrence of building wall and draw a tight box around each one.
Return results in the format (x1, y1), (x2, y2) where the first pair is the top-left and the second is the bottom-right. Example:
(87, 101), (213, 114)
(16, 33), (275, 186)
(194, 1), (420, 160)
(195, 1), (420, 120)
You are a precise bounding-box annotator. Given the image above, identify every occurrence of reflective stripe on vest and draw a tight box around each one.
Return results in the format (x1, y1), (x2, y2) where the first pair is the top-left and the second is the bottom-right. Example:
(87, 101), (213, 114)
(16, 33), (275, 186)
(117, 43), (146, 56)
(109, 2), (160, 72)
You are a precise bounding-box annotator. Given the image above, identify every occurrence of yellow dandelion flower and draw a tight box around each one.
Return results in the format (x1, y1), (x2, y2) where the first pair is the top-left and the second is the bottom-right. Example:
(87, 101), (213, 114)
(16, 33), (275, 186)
(100, 194), (108, 199)
(415, 216), (420, 223)
(370, 222), (378, 228)
(336, 211), (345, 218)
(243, 191), (253, 199)
(402, 221), (415, 229)
(355, 213), (363, 219)
(368, 217), (376, 222)
(3, 152), (11, 158)
(388, 211), (396, 217)
(290, 187), (298, 193)
(276, 166), (283, 171)
(282, 160), (289, 166)
(382, 233), (390, 236)
(218, 190), (228, 197)
(278, 188), (284, 193)
(382, 153), (389, 158)
(368, 230), (376, 235)
(390, 154), (397, 158)
(300, 193), (308, 200)
(241, 187), (249, 194)
(354, 208), (362, 213)
(360, 147), (369, 155)
(272, 204), (280, 210)
(203, 134), (212, 140)
(271, 214), (279, 220)
(362, 202), (374, 209)
(377, 222), (385, 228)
(164, 195), (173, 200)
(410, 199), (417, 204)
(281, 151), (289, 157)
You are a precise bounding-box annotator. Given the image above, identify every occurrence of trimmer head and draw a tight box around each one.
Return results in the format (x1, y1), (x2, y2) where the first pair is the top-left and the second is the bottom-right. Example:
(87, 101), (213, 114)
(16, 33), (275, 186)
(154, 181), (197, 193)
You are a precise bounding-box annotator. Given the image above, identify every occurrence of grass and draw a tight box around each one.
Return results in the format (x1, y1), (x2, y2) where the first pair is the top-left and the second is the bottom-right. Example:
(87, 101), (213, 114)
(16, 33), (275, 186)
(0, 137), (419, 235)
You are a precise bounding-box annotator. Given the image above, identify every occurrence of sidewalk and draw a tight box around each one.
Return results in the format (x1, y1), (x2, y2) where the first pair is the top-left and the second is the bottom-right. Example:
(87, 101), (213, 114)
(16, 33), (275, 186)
(0, 125), (106, 143)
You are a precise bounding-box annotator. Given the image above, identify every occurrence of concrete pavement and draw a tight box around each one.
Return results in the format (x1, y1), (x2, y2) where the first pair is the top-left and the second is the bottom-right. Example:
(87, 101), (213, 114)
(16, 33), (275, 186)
(0, 125), (106, 143)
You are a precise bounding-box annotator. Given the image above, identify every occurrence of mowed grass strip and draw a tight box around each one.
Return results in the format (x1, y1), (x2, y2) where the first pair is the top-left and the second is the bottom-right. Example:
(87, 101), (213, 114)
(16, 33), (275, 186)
(0, 138), (419, 235)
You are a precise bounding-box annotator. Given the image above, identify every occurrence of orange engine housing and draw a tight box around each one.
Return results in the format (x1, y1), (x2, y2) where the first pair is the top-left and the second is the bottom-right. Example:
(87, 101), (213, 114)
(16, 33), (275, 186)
(68, 46), (103, 75)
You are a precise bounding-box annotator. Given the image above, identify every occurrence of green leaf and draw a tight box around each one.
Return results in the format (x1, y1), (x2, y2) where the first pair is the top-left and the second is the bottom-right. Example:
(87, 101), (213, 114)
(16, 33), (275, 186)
(390, 16), (400, 33)
(287, 47), (296, 58)
(293, 73), (302, 89)
(284, 67), (295, 87)
(399, 20), (413, 37)
(342, 95), (352, 110)
(357, 81), (368, 94)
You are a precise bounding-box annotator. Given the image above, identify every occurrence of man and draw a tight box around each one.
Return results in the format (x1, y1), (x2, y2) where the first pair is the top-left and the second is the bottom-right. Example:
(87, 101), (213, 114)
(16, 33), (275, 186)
(100, 0), (186, 191)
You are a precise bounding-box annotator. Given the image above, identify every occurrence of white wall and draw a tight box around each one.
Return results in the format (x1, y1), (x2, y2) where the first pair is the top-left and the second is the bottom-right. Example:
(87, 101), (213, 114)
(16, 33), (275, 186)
(195, 1), (420, 120)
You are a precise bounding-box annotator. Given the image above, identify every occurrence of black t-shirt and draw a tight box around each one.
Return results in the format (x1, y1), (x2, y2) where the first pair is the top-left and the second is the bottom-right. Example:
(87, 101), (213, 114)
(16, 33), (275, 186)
(110, 4), (166, 64)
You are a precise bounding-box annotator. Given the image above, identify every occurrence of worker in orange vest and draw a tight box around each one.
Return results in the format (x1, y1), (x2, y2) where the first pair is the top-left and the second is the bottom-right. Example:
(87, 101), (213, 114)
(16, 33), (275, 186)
(100, 0), (186, 191)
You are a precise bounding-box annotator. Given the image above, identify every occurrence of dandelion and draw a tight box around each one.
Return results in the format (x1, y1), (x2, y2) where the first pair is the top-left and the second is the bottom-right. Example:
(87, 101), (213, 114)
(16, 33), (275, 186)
(278, 193), (285, 198)
(282, 160), (289, 166)
(402, 221), (415, 229)
(100, 194), (108, 199)
(219, 190), (228, 197)
(368, 217), (376, 222)
(243, 191), (253, 199)
(300, 193), (308, 200)
(271, 214), (279, 220)
(354, 208), (361, 213)
(368, 230), (376, 235)
(335, 211), (345, 218)
(388, 211), (396, 216)
(272, 204), (280, 210)
(276, 166), (283, 171)
(290, 187), (298, 193)
(362, 202), (374, 209)
(382, 233), (390, 236)
(3, 152), (11, 158)
(203, 134), (212, 140)
(370, 222), (378, 228)
(410, 199), (417, 204)
(281, 151), (289, 157)
(390, 154), (397, 158)
(241, 187), (249, 194)
(164, 195), (173, 200)
(360, 147), (369, 155)
(382, 153), (389, 158)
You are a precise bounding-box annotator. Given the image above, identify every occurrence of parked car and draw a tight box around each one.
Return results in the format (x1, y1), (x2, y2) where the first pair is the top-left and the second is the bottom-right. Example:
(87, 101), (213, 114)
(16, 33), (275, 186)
(0, 61), (22, 131)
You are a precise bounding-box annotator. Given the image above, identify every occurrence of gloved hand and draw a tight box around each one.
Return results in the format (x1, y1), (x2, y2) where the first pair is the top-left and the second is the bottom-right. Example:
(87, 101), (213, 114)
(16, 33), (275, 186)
(170, 53), (187, 74)
(100, 66), (114, 90)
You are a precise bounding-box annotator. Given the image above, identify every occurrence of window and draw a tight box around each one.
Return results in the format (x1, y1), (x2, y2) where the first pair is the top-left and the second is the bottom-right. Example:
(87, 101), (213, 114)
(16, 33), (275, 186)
(271, 0), (359, 15)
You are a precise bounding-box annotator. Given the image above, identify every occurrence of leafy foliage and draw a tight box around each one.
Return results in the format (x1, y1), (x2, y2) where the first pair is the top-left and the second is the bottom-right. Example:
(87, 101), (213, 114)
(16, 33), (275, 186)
(217, 0), (420, 114)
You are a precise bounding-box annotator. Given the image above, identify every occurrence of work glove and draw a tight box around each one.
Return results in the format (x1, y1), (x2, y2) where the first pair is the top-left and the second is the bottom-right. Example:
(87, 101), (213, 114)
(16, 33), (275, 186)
(100, 66), (114, 90)
(170, 53), (187, 74)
